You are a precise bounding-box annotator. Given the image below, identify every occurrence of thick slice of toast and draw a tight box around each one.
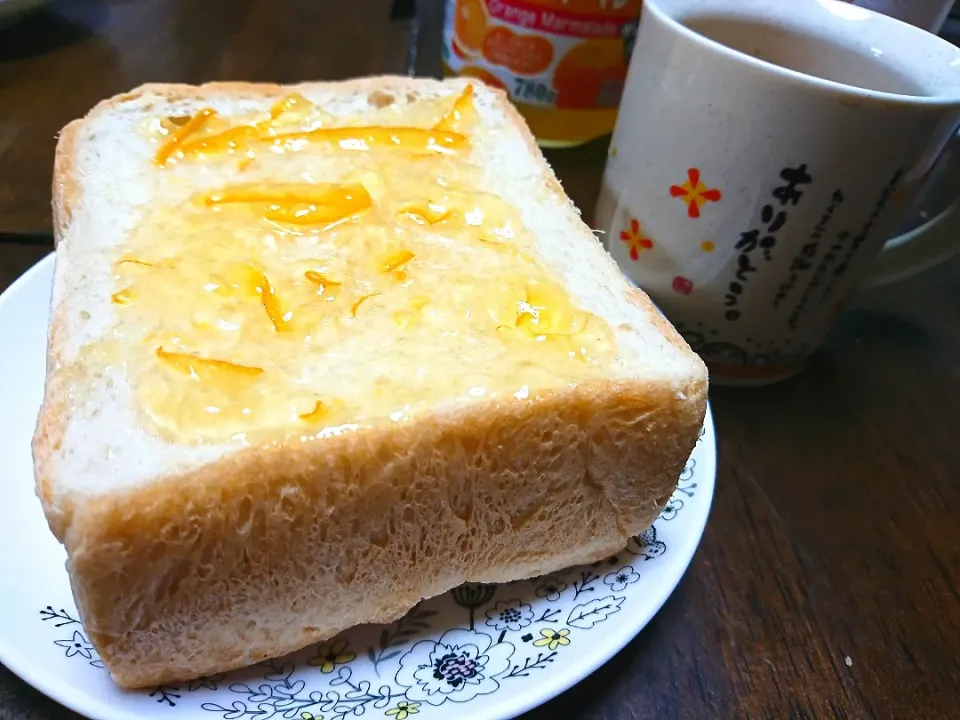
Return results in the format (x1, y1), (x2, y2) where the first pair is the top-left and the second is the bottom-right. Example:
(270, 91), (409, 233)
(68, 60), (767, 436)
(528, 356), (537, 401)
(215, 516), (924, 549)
(32, 76), (707, 688)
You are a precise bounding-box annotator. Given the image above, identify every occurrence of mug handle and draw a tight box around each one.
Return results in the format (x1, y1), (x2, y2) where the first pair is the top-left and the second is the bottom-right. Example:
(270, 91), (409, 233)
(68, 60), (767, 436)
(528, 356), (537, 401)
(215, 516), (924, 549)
(861, 133), (960, 288)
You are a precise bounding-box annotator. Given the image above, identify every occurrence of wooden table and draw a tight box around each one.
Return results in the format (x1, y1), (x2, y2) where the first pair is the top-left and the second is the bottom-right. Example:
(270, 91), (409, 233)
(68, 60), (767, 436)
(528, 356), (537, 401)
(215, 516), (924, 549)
(1, 1), (958, 717)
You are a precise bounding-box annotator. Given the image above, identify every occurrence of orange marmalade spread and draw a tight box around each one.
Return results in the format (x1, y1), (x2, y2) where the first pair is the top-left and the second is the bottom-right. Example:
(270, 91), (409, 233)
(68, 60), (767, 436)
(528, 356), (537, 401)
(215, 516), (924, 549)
(109, 86), (617, 444)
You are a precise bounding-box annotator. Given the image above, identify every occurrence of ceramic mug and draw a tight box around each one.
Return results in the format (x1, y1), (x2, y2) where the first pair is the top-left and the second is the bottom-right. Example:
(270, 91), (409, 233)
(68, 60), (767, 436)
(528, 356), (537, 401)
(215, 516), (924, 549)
(595, 0), (960, 385)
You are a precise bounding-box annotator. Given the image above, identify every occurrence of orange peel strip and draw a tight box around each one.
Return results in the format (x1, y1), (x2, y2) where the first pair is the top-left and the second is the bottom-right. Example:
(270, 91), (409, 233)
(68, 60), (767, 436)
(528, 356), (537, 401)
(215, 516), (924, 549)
(252, 270), (291, 332)
(200, 183), (373, 227)
(156, 347), (263, 378)
(299, 400), (328, 423)
(178, 124), (265, 157)
(269, 93), (313, 120)
(434, 85), (475, 133)
(305, 270), (343, 286)
(154, 108), (217, 166)
(350, 293), (381, 318)
(111, 289), (135, 305)
(379, 249), (415, 274)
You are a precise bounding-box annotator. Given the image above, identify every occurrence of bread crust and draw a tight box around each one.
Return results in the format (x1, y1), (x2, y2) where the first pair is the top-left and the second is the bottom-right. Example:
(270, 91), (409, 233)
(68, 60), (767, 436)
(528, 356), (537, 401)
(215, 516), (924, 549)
(33, 76), (708, 688)
(34, 116), (83, 541)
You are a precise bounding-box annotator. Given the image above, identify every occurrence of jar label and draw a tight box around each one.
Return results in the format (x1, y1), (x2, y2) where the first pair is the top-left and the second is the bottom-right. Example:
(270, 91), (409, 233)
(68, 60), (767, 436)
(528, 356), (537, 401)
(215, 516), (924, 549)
(443, 0), (642, 111)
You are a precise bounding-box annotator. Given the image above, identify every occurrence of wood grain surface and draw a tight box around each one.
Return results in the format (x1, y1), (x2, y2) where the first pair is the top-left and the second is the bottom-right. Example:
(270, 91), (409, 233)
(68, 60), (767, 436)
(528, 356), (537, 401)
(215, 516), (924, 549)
(0, 1), (958, 718)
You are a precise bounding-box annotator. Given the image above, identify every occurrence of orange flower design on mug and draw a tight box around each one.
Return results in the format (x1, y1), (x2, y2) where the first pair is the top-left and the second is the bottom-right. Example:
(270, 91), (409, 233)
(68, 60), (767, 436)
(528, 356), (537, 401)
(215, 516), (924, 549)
(619, 218), (654, 261)
(669, 168), (722, 218)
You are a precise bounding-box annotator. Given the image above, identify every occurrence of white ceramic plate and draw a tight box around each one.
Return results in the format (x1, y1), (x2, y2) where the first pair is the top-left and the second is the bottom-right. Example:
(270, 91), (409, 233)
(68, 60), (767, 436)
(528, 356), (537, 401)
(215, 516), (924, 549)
(0, 254), (716, 720)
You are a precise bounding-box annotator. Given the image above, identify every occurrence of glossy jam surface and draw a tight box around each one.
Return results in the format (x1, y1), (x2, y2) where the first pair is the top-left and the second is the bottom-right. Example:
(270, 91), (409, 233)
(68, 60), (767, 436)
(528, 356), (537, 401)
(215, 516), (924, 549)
(106, 87), (617, 444)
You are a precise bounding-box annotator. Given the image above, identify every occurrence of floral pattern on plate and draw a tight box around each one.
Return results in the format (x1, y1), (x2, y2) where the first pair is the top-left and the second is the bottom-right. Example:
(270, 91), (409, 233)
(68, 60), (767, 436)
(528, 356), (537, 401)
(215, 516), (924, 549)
(35, 426), (711, 720)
